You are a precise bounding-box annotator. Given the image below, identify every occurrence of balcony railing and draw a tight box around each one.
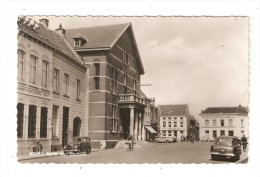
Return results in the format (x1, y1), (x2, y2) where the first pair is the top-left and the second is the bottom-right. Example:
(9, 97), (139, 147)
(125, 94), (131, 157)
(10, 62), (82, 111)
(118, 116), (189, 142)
(118, 94), (146, 105)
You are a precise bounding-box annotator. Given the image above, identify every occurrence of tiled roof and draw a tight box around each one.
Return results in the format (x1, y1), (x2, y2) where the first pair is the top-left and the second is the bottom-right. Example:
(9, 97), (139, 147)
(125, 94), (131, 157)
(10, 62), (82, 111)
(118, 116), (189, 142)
(65, 23), (145, 74)
(65, 23), (130, 50)
(201, 106), (248, 114)
(18, 17), (83, 65)
(159, 104), (189, 116)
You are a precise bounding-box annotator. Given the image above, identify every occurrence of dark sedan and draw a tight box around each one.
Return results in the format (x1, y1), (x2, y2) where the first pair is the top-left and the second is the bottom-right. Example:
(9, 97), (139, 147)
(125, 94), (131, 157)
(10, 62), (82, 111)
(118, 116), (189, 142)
(210, 136), (241, 161)
(63, 136), (91, 155)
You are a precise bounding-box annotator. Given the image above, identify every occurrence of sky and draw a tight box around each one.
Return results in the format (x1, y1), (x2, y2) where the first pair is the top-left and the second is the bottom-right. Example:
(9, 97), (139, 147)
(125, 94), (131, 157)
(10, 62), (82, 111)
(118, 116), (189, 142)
(35, 16), (249, 119)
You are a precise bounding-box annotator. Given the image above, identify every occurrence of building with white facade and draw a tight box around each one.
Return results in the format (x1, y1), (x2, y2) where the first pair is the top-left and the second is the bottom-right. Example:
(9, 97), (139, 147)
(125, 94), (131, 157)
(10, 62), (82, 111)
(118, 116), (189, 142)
(158, 104), (194, 140)
(199, 105), (248, 141)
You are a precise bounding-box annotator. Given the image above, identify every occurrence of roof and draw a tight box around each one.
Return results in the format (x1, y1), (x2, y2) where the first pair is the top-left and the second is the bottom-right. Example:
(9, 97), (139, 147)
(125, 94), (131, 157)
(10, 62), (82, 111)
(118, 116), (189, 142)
(201, 106), (248, 114)
(18, 17), (83, 65)
(159, 104), (189, 116)
(65, 23), (145, 74)
(65, 23), (130, 50)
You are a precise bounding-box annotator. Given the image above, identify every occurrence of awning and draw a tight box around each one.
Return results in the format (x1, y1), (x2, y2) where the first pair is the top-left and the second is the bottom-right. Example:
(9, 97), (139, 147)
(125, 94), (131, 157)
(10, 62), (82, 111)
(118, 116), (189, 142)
(145, 126), (157, 133)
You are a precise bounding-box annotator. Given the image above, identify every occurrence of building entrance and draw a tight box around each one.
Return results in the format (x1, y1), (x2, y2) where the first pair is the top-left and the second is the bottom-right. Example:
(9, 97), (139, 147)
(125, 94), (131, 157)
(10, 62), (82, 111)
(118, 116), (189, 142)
(119, 108), (130, 139)
(62, 107), (69, 146)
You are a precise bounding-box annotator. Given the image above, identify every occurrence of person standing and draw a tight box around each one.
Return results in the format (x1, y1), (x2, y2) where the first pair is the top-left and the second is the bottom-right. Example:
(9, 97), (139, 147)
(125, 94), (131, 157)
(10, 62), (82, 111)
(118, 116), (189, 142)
(241, 135), (248, 152)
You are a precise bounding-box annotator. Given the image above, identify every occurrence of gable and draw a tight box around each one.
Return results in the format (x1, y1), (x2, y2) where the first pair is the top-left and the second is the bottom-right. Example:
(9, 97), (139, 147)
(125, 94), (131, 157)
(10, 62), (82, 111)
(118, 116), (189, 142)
(110, 26), (144, 75)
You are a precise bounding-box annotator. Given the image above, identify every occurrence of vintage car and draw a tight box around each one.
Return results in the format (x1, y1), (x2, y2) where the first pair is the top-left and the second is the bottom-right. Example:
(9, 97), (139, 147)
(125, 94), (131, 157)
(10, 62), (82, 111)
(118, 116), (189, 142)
(63, 136), (91, 155)
(155, 137), (176, 143)
(210, 136), (241, 161)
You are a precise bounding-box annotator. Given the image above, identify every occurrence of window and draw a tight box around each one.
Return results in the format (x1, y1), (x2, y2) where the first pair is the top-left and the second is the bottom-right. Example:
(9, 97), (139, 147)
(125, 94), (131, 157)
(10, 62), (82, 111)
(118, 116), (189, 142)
(17, 103), (24, 138)
(40, 107), (48, 138)
(228, 130), (234, 136)
(221, 119), (224, 127)
(168, 122), (172, 127)
(241, 119), (244, 128)
(213, 130), (217, 138)
(168, 131), (172, 137)
(94, 63), (100, 76)
(112, 105), (118, 132)
(180, 122), (183, 127)
(213, 119), (216, 126)
(76, 79), (80, 99)
(174, 122), (177, 127)
(174, 117), (177, 120)
(163, 117), (166, 120)
(228, 119), (233, 126)
(42, 61), (48, 88)
(53, 69), (59, 93)
(162, 131), (166, 137)
(74, 38), (81, 47)
(123, 72), (127, 94)
(168, 117), (171, 120)
(205, 120), (209, 127)
(64, 74), (69, 96)
(163, 122), (166, 127)
(94, 77), (99, 90)
(18, 50), (25, 81)
(30, 55), (37, 84)
(123, 51), (129, 65)
(220, 130), (225, 136)
(111, 67), (117, 93)
(180, 117), (183, 120)
(52, 105), (59, 137)
(28, 105), (37, 138)
(133, 79), (137, 95)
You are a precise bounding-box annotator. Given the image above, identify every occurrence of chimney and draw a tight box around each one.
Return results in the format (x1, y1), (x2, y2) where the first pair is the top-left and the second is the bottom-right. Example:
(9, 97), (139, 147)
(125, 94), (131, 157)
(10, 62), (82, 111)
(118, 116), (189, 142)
(55, 24), (66, 37)
(239, 105), (242, 107)
(39, 18), (49, 29)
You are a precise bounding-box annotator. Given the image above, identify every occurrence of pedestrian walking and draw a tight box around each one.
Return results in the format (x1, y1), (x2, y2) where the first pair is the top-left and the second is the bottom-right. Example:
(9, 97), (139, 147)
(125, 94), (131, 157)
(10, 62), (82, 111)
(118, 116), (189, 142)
(241, 135), (248, 152)
(180, 135), (185, 143)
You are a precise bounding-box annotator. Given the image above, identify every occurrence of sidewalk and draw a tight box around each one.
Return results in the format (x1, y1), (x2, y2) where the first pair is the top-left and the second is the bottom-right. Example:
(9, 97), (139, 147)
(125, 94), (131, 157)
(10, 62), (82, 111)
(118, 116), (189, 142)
(235, 149), (249, 164)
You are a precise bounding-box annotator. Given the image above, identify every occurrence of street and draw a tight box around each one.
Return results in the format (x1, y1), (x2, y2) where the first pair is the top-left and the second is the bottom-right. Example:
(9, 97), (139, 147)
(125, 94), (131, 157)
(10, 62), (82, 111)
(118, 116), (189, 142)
(19, 142), (248, 164)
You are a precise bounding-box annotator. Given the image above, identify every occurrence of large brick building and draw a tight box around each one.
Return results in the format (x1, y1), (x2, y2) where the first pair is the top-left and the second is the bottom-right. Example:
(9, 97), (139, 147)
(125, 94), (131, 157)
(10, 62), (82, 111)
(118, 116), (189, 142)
(65, 23), (154, 148)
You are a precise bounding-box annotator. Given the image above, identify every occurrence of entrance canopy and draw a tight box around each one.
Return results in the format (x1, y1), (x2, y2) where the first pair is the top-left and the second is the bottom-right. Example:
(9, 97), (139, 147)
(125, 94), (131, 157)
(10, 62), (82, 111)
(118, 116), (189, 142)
(145, 126), (157, 133)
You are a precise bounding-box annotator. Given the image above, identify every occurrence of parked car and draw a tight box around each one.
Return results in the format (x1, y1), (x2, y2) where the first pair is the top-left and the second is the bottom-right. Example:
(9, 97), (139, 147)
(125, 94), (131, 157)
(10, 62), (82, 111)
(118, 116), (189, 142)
(63, 136), (91, 155)
(155, 137), (176, 143)
(210, 136), (241, 161)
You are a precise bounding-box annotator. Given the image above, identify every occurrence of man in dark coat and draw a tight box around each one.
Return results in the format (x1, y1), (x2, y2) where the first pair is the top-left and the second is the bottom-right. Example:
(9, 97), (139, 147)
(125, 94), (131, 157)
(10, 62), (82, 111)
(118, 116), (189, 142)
(241, 135), (248, 152)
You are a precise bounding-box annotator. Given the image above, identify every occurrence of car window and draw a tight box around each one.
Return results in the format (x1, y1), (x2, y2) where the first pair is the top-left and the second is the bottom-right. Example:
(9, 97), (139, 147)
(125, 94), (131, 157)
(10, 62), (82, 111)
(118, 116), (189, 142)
(215, 138), (233, 145)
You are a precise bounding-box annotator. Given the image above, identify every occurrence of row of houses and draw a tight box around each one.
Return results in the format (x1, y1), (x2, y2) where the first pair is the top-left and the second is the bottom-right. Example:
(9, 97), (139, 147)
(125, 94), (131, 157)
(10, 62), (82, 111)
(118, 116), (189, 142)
(17, 17), (249, 156)
(157, 104), (248, 142)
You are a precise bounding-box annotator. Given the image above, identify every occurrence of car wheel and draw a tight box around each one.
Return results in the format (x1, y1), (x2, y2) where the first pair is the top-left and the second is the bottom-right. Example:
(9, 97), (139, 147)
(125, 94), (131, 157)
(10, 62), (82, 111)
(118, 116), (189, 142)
(211, 155), (217, 160)
(155, 140), (158, 143)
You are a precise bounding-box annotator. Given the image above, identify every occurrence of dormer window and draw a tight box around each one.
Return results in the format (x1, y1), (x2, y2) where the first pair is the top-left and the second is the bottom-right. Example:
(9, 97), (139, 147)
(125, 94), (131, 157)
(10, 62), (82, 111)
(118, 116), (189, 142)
(74, 38), (81, 47)
(72, 33), (88, 48)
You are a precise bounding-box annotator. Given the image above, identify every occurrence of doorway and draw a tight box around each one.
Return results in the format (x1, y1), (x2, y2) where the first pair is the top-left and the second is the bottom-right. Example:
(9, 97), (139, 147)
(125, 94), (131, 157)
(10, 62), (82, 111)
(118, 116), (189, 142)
(62, 107), (69, 146)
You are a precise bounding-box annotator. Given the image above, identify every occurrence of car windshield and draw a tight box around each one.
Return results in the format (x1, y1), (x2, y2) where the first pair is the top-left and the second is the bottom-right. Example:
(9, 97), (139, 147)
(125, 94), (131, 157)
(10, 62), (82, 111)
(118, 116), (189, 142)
(215, 138), (233, 145)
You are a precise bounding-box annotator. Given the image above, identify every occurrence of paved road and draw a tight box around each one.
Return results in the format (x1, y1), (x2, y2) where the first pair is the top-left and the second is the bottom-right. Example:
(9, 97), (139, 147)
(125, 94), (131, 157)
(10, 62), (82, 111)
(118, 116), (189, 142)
(20, 142), (247, 164)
